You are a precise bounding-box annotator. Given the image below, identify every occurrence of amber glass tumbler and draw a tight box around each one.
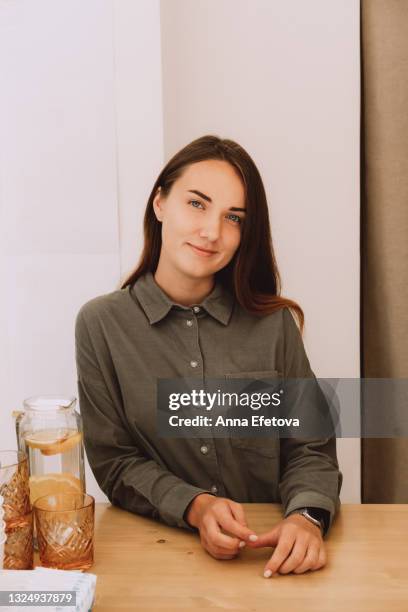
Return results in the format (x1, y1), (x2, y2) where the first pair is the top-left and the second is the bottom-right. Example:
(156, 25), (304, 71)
(0, 450), (33, 569)
(33, 492), (94, 570)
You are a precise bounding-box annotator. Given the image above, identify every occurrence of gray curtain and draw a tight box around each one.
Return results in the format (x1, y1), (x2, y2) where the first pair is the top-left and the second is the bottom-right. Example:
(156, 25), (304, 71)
(361, 0), (408, 502)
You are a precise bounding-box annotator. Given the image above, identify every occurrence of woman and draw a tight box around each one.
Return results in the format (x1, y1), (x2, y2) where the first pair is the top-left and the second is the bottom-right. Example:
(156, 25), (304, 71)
(75, 135), (342, 578)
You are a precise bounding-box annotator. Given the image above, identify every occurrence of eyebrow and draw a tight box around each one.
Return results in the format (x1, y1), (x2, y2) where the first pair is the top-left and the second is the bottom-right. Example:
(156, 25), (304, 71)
(187, 189), (246, 213)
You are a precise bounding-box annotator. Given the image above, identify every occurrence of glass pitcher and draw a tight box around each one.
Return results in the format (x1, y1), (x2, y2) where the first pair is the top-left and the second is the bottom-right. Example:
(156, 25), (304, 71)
(13, 396), (86, 506)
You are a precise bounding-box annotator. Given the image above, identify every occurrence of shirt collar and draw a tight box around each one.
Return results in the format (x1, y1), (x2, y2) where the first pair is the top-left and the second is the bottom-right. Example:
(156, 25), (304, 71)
(132, 271), (234, 326)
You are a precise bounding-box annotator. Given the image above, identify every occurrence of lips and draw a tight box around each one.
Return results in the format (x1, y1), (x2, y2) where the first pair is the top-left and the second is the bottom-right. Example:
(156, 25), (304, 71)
(187, 243), (218, 256)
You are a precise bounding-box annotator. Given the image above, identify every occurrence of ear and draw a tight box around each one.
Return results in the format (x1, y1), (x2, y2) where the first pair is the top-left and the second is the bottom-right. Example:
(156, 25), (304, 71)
(152, 186), (165, 222)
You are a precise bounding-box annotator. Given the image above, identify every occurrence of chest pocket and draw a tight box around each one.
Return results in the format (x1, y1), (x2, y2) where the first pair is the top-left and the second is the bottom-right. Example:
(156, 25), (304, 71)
(224, 369), (282, 458)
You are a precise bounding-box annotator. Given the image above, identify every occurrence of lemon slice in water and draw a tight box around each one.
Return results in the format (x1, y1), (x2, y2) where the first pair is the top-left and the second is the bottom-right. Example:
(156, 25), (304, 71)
(24, 429), (82, 456)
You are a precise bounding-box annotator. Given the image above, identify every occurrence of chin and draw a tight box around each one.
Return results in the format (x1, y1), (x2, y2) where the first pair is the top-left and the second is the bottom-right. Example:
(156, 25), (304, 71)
(178, 260), (216, 279)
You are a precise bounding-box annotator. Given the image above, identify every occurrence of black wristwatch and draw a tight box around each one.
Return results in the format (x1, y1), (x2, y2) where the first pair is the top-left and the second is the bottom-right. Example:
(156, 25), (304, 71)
(288, 507), (330, 536)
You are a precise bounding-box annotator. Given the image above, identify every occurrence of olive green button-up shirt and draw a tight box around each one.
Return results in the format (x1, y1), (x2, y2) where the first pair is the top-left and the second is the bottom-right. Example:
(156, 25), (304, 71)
(74, 271), (342, 533)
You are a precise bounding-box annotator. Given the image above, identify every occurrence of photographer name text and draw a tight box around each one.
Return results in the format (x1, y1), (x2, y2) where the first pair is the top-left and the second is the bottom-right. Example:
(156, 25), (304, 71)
(168, 415), (300, 427)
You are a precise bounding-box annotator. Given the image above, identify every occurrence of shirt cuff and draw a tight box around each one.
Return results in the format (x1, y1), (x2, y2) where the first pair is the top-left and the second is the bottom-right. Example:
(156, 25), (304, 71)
(283, 491), (339, 534)
(159, 483), (215, 531)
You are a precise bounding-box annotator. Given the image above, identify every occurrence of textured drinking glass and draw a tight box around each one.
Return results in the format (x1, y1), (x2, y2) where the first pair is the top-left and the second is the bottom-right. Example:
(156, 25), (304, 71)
(33, 493), (94, 570)
(0, 450), (33, 569)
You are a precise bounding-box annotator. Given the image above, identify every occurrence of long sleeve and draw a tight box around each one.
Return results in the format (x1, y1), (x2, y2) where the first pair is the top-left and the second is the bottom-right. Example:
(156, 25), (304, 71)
(278, 308), (343, 533)
(74, 304), (212, 531)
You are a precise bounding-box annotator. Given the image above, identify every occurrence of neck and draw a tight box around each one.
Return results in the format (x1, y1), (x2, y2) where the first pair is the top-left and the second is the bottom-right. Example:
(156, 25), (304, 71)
(153, 260), (215, 306)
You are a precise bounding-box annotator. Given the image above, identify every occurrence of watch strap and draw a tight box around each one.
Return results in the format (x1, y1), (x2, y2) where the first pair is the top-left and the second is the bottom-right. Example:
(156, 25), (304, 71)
(288, 507), (329, 536)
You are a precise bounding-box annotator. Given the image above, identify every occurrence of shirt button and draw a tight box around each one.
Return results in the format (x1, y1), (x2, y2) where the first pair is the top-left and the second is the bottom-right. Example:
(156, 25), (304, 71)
(193, 306), (201, 313)
(190, 360), (198, 368)
(186, 320), (193, 327)
(210, 485), (218, 494)
(200, 445), (209, 455)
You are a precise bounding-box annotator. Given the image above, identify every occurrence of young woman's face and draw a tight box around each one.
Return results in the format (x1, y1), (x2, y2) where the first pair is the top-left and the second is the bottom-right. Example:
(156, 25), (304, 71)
(153, 160), (246, 280)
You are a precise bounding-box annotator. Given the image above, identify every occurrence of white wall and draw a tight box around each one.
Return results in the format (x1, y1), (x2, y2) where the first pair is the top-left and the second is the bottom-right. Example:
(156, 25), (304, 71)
(0, 0), (164, 501)
(113, 0), (164, 282)
(0, 0), (360, 503)
(160, 0), (361, 502)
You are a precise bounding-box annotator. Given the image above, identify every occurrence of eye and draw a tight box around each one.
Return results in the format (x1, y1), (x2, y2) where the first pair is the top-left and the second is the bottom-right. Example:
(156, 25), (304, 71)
(226, 213), (242, 224)
(189, 199), (205, 209)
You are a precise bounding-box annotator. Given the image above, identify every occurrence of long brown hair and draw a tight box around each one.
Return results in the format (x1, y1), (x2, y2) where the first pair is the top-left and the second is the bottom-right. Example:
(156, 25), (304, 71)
(120, 135), (305, 333)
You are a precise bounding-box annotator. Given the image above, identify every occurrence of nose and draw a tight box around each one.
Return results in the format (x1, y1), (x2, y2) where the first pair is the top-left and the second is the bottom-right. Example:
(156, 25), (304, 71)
(199, 213), (221, 243)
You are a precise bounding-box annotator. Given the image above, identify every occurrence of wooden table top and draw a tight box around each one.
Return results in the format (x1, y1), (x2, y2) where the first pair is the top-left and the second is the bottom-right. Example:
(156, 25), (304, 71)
(34, 503), (408, 611)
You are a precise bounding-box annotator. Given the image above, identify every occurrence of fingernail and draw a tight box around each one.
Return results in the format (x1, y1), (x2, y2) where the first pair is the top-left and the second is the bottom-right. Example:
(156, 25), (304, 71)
(239, 541), (246, 548)
(249, 534), (258, 542)
(263, 569), (273, 578)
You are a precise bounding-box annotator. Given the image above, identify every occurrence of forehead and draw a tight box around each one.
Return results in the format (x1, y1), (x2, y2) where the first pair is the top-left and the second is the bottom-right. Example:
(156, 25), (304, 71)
(177, 160), (246, 205)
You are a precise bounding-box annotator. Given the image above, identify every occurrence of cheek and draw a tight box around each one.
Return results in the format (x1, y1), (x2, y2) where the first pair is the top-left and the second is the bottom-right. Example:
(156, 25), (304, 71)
(161, 212), (189, 244)
(224, 227), (242, 254)
(170, 207), (199, 237)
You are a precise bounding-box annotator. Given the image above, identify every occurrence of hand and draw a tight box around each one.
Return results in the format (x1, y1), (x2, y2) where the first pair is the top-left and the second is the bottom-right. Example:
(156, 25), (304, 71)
(246, 513), (327, 577)
(185, 493), (258, 560)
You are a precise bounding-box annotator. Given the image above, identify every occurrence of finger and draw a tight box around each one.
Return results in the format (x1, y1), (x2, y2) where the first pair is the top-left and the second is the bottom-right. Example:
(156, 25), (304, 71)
(206, 542), (239, 557)
(225, 502), (251, 548)
(278, 537), (308, 574)
(246, 526), (280, 548)
(214, 506), (257, 542)
(229, 501), (248, 527)
(201, 533), (238, 558)
(205, 515), (240, 552)
(315, 546), (327, 569)
(209, 551), (238, 560)
(293, 543), (319, 574)
(263, 532), (296, 576)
